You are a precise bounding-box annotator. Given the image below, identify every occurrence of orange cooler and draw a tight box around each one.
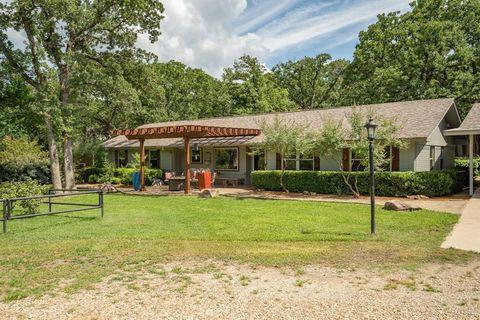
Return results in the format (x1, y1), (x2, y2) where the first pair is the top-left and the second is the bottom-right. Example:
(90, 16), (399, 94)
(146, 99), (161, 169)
(198, 171), (212, 190)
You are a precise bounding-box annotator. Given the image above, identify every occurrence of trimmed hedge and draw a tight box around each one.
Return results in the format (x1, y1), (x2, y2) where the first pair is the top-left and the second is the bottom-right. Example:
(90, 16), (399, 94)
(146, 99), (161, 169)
(454, 158), (480, 176)
(78, 167), (163, 185)
(251, 170), (465, 197)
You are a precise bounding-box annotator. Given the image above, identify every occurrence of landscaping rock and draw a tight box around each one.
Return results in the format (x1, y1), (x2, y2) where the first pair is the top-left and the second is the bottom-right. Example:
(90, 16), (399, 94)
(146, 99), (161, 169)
(198, 189), (219, 198)
(384, 201), (421, 211)
(99, 183), (116, 193)
(407, 195), (430, 200)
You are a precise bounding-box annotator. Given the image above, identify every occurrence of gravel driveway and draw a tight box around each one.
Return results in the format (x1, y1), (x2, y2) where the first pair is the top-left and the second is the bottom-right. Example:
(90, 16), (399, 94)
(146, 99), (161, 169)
(1, 259), (479, 320)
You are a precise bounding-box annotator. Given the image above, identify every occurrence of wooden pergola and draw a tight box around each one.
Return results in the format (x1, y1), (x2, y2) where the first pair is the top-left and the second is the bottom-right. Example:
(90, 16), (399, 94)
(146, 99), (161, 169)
(113, 125), (261, 194)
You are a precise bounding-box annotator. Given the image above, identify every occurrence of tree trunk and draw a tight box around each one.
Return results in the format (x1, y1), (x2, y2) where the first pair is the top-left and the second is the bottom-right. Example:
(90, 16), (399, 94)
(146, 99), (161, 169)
(63, 138), (76, 190)
(45, 117), (63, 190)
(280, 157), (289, 193)
(59, 64), (76, 190)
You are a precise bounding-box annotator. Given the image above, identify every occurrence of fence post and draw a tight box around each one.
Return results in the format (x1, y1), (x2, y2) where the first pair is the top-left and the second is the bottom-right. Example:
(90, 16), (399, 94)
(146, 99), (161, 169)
(48, 192), (52, 213)
(99, 191), (104, 218)
(3, 200), (9, 234)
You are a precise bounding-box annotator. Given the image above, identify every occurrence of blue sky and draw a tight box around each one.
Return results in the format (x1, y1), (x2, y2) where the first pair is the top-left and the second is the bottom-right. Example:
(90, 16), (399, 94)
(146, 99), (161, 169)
(232, 0), (411, 67)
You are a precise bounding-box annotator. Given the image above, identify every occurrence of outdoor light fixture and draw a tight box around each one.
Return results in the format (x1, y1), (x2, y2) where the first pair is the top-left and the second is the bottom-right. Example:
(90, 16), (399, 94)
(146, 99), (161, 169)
(364, 117), (377, 235)
(365, 117), (377, 141)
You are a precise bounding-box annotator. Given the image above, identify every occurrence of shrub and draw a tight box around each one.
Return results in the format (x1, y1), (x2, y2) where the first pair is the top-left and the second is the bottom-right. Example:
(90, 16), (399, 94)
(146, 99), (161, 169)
(79, 166), (163, 185)
(454, 158), (480, 176)
(0, 137), (50, 184)
(251, 170), (464, 197)
(0, 179), (49, 214)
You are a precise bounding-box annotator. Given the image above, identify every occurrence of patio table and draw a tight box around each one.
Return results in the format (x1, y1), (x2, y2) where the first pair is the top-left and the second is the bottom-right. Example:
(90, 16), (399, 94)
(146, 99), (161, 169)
(168, 177), (185, 191)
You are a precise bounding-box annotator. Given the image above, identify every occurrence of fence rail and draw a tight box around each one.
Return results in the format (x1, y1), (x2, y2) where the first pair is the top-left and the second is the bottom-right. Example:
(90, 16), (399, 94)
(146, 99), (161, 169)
(1, 189), (104, 233)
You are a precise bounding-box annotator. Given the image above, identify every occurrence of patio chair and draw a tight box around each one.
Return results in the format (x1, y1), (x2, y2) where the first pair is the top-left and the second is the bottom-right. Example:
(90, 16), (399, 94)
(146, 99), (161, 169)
(164, 171), (174, 185)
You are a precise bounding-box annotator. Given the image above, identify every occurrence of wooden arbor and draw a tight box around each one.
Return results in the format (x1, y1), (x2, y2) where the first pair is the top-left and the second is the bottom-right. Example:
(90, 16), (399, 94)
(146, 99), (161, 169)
(113, 125), (261, 194)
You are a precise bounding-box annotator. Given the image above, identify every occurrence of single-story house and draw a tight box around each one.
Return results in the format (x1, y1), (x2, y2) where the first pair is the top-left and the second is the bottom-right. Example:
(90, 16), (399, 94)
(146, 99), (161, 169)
(102, 98), (478, 193)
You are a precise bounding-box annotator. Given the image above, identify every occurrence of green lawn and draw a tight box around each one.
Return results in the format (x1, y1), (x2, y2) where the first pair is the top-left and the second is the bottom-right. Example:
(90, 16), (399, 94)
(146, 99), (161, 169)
(0, 194), (476, 301)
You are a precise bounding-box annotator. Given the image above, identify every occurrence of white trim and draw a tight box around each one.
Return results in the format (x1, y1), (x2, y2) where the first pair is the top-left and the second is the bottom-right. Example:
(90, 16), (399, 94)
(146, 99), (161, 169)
(444, 129), (480, 136)
(469, 134), (474, 196)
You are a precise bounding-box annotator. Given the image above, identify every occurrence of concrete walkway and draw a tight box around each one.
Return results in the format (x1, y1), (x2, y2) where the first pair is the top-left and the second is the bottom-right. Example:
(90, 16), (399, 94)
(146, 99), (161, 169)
(442, 189), (480, 253)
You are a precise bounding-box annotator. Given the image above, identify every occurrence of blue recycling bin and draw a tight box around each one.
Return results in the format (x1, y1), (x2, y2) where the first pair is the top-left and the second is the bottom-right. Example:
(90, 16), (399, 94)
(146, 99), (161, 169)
(132, 172), (141, 191)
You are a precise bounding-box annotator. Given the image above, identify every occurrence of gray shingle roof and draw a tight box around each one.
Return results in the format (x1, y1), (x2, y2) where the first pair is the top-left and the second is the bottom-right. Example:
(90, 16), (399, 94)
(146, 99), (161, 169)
(459, 103), (480, 130)
(103, 98), (455, 149)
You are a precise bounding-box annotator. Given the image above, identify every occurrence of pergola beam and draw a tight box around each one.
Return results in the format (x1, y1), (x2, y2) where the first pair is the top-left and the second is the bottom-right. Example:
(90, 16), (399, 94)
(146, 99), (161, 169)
(113, 125), (261, 140)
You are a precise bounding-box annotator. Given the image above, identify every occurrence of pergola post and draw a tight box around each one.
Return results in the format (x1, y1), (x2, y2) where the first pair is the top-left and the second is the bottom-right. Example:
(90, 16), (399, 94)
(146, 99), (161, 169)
(469, 134), (474, 196)
(139, 138), (146, 192)
(184, 137), (191, 194)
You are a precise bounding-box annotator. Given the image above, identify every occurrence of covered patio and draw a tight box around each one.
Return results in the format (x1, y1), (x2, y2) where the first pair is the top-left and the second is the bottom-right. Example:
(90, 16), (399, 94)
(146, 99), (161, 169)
(444, 103), (480, 196)
(112, 125), (260, 194)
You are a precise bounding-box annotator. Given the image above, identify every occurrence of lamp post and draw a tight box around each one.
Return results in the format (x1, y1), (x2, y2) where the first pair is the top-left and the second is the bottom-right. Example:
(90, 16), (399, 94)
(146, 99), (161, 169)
(365, 117), (377, 235)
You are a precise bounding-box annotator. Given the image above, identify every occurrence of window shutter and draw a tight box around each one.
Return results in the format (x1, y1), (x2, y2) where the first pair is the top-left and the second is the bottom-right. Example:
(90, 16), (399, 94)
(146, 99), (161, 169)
(314, 156), (320, 171)
(342, 148), (350, 171)
(391, 147), (400, 171)
(276, 153), (282, 170)
(114, 150), (119, 168)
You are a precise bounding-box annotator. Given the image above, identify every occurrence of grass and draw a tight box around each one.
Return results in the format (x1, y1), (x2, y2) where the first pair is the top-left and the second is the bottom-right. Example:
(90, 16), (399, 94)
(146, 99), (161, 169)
(0, 193), (477, 301)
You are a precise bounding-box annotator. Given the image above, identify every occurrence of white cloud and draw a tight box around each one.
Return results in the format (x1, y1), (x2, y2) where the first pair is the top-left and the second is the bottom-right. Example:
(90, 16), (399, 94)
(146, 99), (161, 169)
(137, 0), (268, 77)
(138, 0), (412, 77)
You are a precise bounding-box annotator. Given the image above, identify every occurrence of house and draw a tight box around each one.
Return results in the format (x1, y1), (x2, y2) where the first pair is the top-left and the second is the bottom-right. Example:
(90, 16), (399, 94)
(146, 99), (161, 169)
(103, 98), (468, 188)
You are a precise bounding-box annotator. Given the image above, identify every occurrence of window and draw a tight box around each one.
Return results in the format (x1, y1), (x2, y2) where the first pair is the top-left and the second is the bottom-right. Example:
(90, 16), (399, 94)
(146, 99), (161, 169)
(351, 151), (366, 171)
(253, 150), (266, 171)
(214, 148), (239, 171)
(430, 146), (436, 170)
(117, 150), (128, 167)
(299, 154), (314, 171)
(380, 146), (392, 171)
(283, 153), (314, 171)
(283, 153), (297, 170)
(191, 148), (202, 164)
(440, 147), (444, 170)
(149, 150), (160, 168)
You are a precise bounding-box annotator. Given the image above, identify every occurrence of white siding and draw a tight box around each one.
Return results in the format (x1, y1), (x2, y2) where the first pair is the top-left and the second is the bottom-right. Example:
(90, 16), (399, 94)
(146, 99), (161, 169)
(414, 141), (431, 172)
(266, 150), (277, 170)
(399, 141), (415, 171)
(320, 152), (342, 171)
(160, 150), (173, 171)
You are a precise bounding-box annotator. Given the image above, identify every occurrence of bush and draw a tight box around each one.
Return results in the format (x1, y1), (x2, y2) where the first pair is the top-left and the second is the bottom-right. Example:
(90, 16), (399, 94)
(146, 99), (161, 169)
(0, 137), (50, 184)
(79, 166), (163, 185)
(0, 179), (49, 214)
(251, 170), (464, 197)
(454, 158), (480, 176)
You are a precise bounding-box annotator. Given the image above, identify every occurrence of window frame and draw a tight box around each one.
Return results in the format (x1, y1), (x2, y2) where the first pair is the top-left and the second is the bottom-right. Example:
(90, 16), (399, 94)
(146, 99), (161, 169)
(148, 149), (160, 168)
(283, 153), (315, 171)
(430, 146), (436, 170)
(191, 148), (203, 164)
(214, 147), (240, 171)
(252, 149), (267, 171)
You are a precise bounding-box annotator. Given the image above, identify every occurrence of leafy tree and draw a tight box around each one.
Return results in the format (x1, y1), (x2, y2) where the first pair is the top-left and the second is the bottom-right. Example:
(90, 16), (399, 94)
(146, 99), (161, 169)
(345, 0), (480, 116)
(223, 55), (297, 115)
(273, 54), (349, 109)
(0, 0), (164, 189)
(255, 117), (313, 192)
(0, 67), (42, 138)
(313, 109), (405, 197)
(0, 136), (50, 183)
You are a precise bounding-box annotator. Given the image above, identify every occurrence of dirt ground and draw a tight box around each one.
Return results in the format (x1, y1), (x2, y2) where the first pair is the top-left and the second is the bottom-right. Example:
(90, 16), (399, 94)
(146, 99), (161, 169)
(2, 259), (479, 320)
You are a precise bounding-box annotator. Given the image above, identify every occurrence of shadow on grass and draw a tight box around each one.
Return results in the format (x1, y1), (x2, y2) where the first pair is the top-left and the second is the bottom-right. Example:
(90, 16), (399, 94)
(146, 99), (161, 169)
(6, 214), (99, 234)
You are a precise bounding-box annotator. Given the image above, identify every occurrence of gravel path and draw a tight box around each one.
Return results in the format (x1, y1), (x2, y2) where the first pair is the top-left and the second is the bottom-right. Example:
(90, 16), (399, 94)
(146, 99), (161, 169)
(1, 259), (479, 320)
